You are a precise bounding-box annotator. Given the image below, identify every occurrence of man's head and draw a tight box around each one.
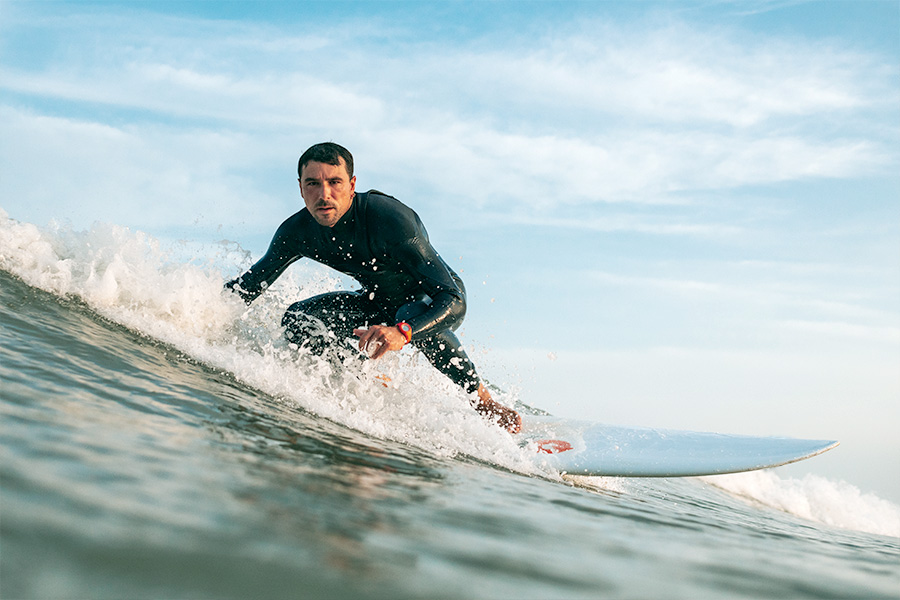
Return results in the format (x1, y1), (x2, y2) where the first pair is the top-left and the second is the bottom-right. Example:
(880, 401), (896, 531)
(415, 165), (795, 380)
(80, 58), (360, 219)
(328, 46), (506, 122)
(298, 142), (354, 180)
(298, 142), (356, 227)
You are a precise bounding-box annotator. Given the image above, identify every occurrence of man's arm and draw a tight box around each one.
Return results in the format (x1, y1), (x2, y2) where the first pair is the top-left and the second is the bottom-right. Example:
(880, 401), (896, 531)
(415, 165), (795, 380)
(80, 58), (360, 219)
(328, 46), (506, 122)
(353, 237), (464, 363)
(390, 236), (467, 340)
(225, 218), (302, 303)
(352, 234), (464, 358)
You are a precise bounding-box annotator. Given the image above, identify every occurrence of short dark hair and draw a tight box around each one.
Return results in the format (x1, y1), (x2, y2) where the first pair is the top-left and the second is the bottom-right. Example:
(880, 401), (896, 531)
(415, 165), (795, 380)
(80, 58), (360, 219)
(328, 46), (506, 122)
(297, 142), (354, 179)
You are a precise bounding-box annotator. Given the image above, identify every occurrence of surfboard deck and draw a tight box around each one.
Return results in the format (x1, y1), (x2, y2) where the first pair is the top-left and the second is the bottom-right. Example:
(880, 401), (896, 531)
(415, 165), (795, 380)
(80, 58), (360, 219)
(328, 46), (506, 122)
(521, 416), (839, 477)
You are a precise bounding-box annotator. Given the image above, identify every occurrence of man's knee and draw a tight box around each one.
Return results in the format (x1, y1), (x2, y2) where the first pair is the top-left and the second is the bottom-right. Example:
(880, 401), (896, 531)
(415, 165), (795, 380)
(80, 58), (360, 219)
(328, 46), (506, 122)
(281, 292), (363, 352)
(281, 306), (338, 353)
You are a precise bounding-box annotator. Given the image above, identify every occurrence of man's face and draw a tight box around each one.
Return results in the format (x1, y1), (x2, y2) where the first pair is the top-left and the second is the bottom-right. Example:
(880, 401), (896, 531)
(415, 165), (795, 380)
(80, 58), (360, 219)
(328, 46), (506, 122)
(299, 159), (356, 227)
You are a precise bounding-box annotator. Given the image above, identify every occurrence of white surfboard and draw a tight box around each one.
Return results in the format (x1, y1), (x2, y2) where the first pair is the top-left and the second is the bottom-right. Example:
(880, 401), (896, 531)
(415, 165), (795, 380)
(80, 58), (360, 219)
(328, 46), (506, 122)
(522, 416), (839, 477)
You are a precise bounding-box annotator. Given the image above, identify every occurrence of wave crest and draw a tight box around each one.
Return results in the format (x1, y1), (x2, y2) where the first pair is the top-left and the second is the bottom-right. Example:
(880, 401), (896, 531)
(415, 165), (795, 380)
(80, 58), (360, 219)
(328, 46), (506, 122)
(702, 470), (900, 538)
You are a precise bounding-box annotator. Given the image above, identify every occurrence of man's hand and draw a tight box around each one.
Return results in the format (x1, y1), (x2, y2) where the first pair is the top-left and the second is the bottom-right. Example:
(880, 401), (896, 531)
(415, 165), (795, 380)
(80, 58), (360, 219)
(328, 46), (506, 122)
(354, 326), (407, 360)
(474, 399), (522, 434)
(474, 384), (522, 434)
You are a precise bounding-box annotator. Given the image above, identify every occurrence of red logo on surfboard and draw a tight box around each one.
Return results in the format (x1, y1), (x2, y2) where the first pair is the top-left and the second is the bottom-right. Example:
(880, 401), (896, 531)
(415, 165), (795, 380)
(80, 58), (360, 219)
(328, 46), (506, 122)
(535, 439), (574, 454)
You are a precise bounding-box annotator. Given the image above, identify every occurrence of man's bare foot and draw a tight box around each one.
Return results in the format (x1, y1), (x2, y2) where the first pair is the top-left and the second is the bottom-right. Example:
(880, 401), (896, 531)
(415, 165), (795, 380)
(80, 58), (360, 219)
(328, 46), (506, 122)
(474, 384), (522, 434)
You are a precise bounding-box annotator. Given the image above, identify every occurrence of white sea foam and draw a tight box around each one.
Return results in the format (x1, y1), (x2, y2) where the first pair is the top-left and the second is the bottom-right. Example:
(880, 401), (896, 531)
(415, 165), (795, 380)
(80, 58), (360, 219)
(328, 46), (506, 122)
(701, 470), (900, 538)
(0, 210), (534, 475)
(561, 474), (628, 495)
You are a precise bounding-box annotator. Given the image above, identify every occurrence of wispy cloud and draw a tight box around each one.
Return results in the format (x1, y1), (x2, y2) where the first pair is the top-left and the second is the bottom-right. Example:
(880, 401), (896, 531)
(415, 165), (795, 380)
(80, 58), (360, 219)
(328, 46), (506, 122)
(417, 22), (881, 128)
(0, 105), (281, 230)
(780, 320), (900, 344)
(585, 264), (900, 345)
(504, 213), (743, 236)
(1, 6), (895, 230)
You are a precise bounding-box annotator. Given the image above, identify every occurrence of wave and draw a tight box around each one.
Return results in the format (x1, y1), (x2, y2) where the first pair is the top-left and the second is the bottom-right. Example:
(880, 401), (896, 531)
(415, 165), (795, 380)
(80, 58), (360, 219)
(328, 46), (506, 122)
(701, 471), (900, 538)
(3, 209), (898, 539)
(0, 209), (533, 474)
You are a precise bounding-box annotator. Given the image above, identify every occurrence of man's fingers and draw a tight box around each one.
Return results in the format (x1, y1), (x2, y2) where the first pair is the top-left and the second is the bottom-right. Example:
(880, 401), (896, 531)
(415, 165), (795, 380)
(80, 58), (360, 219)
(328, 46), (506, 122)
(354, 327), (388, 358)
(354, 327), (371, 352)
(354, 327), (376, 350)
(369, 341), (388, 359)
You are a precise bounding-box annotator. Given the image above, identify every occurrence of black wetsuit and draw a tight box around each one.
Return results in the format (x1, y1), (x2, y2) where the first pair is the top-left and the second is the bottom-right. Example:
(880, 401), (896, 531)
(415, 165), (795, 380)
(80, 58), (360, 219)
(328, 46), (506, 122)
(226, 190), (482, 393)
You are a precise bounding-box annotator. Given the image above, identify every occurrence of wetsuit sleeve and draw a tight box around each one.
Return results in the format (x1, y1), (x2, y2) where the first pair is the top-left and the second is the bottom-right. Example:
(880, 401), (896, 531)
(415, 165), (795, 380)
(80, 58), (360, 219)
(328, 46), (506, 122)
(390, 235), (467, 340)
(225, 218), (303, 303)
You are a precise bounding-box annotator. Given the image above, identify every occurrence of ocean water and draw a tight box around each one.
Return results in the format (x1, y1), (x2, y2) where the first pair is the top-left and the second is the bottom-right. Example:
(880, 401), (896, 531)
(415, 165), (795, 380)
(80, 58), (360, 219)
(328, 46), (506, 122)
(2, 212), (899, 599)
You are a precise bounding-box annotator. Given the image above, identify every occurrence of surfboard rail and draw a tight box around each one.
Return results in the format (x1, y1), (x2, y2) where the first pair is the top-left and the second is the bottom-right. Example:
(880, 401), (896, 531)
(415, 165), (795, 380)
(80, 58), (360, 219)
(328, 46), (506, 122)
(521, 416), (839, 477)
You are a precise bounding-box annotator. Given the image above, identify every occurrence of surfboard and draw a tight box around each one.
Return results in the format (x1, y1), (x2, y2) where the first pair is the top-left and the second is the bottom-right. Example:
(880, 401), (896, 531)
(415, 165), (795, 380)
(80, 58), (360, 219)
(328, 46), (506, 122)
(521, 416), (839, 477)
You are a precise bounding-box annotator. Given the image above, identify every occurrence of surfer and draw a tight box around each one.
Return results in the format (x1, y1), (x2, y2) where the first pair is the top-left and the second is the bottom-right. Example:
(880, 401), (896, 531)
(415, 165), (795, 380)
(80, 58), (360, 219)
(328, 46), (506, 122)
(226, 142), (521, 433)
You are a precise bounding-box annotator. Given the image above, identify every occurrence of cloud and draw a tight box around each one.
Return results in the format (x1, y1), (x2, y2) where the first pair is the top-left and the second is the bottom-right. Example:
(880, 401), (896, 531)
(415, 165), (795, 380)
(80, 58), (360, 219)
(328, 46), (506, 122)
(506, 213), (743, 236)
(423, 23), (879, 128)
(780, 320), (900, 344)
(0, 106), (282, 231)
(583, 265), (900, 346)
(0, 5), (896, 233)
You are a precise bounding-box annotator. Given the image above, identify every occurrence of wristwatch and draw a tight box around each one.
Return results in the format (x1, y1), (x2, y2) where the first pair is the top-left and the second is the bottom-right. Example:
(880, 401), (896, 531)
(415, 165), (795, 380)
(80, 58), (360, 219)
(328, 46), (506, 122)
(396, 321), (413, 344)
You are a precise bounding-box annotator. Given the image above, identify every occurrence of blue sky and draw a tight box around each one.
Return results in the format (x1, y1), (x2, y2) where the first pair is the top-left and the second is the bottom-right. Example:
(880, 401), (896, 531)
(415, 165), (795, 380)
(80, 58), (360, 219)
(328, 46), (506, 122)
(1, 0), (898, 499)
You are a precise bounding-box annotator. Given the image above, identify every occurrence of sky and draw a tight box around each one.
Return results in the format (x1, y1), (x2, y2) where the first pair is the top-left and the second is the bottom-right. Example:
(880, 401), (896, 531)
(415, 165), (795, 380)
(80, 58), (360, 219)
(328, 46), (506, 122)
(1, 0), (898, 500)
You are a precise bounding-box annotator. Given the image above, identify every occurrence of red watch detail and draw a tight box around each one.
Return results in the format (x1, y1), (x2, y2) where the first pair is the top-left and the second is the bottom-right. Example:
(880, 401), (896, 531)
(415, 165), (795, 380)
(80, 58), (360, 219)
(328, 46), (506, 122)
(396, 322), (413, 344)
